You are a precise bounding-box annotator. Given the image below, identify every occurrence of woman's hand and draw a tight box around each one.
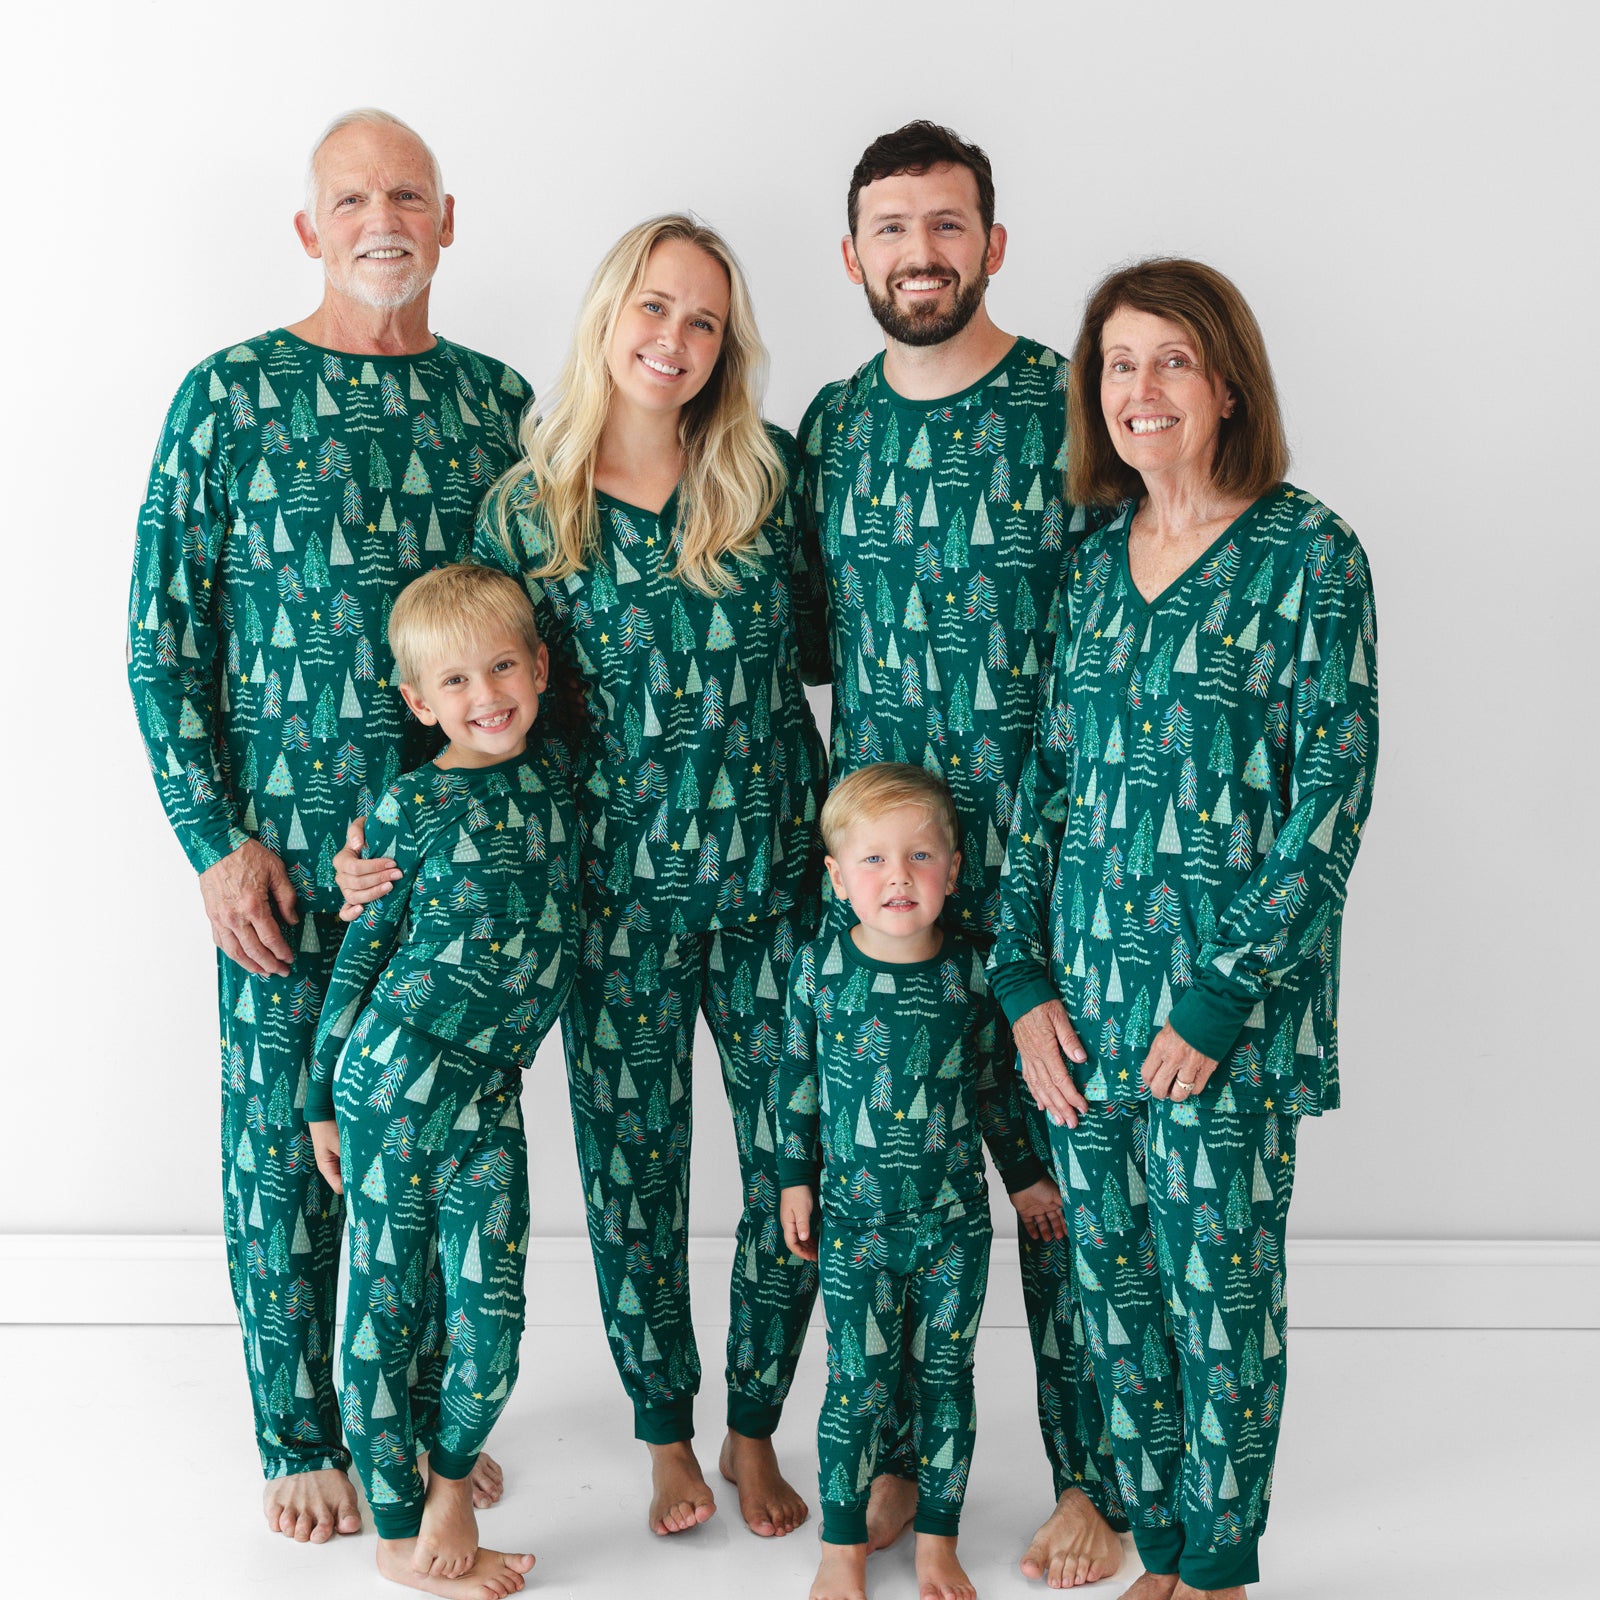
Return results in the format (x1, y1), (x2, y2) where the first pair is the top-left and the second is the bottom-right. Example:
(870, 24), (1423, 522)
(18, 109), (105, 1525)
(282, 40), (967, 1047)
(1140, 1023), (1219, 1102)
(780, 1185), (819, 1261)
(1012, 1000), (1091, 1129)
(309, 1119), (343, 1195)
(1008, 1176), (1067, 1241)
(332, 819), (400, 923)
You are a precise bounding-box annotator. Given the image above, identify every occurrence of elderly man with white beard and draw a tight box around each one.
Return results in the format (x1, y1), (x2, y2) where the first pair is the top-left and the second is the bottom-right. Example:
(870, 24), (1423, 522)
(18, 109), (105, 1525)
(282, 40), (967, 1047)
(126, 108), (532, 1547)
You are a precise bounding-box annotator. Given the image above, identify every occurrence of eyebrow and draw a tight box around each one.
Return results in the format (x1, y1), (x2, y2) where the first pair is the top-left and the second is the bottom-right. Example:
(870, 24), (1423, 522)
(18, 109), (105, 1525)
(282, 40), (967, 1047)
(863, 206), (969, 225)
(639, 287), (723, 320)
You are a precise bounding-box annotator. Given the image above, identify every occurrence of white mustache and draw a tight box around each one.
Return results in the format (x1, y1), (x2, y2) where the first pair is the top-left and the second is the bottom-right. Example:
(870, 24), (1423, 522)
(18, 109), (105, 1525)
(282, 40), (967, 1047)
(354, 235), (415, 258)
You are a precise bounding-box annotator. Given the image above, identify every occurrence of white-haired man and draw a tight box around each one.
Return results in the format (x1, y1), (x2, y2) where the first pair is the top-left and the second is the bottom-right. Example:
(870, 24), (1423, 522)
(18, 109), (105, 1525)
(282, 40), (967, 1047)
(127, 110), (534, 1569)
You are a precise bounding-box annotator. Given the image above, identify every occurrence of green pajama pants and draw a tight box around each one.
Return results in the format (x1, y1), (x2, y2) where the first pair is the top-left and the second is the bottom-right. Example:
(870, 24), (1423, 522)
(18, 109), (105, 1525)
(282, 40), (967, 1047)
(217, 912), (349, 1479)
(816, 1205), (993, 1543)
(1057, 1098), (1300, 1590)
(823, 900), (1122, 1526)
(334, 1018), (531, 1539)
(562, 900), (819, 1444)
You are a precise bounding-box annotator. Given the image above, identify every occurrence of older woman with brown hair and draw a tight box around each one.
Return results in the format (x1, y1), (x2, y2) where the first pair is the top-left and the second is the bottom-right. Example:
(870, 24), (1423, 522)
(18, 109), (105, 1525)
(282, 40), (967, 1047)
(987, 258), (1378, 1599)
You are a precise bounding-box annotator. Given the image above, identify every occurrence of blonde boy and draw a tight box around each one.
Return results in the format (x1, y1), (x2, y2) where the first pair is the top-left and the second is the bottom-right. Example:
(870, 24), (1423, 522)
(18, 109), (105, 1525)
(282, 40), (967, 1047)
(306, 565), (578, 1598)
(778, 764), (1065, 1600)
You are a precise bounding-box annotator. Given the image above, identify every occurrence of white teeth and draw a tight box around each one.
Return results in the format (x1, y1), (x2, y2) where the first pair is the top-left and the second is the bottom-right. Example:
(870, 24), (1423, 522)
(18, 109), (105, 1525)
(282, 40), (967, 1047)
(640, 355), (683, 376)
(1128, 417), (1179, 434)
(362, 249), (408, 260)
(898, 278), (945, 291)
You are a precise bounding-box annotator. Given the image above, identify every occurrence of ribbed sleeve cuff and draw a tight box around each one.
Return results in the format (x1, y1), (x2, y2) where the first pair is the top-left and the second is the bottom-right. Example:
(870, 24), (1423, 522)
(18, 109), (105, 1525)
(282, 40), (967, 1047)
(303, 1085), (335, 1124)
(776, 1162), (819, 1193)
(988, 959), (1059, 1027)
(995, 1145), (1049, 1193)
(1167, 977), (1255, 1064)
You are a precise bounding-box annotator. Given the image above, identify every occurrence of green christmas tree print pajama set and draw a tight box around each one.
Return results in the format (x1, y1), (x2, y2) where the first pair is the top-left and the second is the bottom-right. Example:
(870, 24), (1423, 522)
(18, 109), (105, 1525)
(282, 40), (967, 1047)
(992, 486), (1379, 1586)
(305, 741), (581, 1536)
(127, 330), (529, 1479)
(475, 428), (831, 1444)
(778, 931), (1047, 1543)
(797, 338), (1121, 1515)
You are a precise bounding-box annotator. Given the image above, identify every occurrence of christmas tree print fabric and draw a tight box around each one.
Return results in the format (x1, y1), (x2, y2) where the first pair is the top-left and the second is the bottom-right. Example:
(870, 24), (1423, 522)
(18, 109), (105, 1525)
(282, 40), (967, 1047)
(814, 1203), (993, 1543)
(307, 739), (581, 1121)
(560, 905), (820, 1443)
(797, 336), (1088, 936)
(128, 330), (531, 907)
(333, 1028), (531, 1539)
(776, 931), (1046, 1214)
(993, 486), (1379, 1115)
(473, 425), (829, 937)
(128, 327), (531, 1480)
(1061, 1099), (1298, 1588)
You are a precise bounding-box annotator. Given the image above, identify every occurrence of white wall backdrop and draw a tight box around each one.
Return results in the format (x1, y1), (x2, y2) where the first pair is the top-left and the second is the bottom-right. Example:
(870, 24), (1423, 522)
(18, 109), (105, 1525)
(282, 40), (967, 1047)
(3, 0), (1596, 1249)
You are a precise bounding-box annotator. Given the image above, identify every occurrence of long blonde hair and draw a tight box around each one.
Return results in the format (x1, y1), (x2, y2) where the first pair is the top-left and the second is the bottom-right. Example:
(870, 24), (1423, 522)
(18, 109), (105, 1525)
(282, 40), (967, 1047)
(488, 215), (784, 595)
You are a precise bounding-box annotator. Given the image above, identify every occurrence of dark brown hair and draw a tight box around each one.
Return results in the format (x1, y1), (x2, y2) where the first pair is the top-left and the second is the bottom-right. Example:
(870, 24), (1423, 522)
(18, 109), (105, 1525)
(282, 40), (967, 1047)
(847, 121), (995, 237)
(1068, 258), (1288, 507)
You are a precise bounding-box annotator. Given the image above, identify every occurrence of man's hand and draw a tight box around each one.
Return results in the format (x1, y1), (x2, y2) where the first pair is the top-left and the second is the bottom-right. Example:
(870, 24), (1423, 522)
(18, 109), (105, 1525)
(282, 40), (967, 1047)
(309, 1120), (343, 1194)
(1008, 1176), (1067, 1241)
(199, 839), (297, 977)
(1011, 999), (1091, 1129)
(332, 818), (399, 923)
(1140, 1023), (1219, 1102)
(780, 1185), (819, 1261)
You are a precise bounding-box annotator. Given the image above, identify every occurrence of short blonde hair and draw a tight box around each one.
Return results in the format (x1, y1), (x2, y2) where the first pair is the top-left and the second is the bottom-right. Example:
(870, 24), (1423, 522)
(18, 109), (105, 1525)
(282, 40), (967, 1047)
(821, 763), (960, 855)
(388, 563), (541, 687)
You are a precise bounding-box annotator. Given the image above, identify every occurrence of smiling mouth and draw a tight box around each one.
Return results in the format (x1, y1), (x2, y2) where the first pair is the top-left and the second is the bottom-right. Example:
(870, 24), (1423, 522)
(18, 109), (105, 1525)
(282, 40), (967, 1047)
(895, 276), (950, 293)
(638, 354), (685, 377)
(359, 247), (411, 261)
(470, 710), (515, 732)
(1127, 416), (1179, 435)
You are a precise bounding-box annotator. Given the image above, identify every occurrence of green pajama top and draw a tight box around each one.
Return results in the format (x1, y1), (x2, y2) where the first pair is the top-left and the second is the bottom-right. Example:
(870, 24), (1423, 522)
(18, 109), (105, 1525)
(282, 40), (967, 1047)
(305, 738), (581, 1121)
(990, 486), (1379, 1115)
(798, 337), (1087, 935)
(473, 427), (828, 936)
(127, 330), (530, 909)
(776, 931), (1047, 1220)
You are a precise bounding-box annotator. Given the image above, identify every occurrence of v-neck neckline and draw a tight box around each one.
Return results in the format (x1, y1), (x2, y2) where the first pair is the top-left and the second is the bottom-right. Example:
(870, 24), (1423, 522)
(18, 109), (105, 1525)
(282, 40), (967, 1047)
(1117, 489), (1275, 610)
(595, 485), (680, 523)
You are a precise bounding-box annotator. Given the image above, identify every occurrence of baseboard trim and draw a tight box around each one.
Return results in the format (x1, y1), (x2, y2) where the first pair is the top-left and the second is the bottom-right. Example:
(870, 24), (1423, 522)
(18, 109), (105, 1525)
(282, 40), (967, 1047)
(3, 1235), (1594, 1329)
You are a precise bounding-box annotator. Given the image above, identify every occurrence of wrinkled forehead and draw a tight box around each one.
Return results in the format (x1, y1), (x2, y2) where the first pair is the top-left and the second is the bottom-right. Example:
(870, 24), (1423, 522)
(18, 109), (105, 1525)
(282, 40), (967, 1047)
(313, 124), (439, 201)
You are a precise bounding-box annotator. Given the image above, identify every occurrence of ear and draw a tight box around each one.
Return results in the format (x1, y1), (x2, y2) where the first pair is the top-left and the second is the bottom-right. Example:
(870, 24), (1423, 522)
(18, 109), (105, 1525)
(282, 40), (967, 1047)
(398, 681), (438, 726)
(294, 210), (323, 260)
(983, 223), (1008, 276)
(438, 193), (456, 250)
(946, 850), (962, 893)
(841, 234), (865, 287)
(824, 855), (849, 902)
(530, 641), (549, 694)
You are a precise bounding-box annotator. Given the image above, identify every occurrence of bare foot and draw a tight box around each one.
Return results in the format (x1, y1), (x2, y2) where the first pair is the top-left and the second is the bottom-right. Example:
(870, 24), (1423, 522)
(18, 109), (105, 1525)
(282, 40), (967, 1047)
(718, 1429), (809, 1536)
(263, 1467), (363, 1542)
(810, 1540), (869, 1600)
(420, 1449), (505, 1511)
(1174, 1585), (1244, 1600)
(413, 1472), (478, 1579)
(647, 1440), (716, 1535)
(1020, 1487), (1124, 1588)
(1115, 1576), (1178, 1600)
(376, 1538), (534, 1599)
(865, 1472), (918, 1552)
(916, 1532), (976, 1600)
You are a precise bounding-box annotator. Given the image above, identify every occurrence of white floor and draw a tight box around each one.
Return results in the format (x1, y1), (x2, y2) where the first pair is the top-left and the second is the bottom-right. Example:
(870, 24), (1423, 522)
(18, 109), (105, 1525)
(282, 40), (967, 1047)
(4, 1325), (1593, 1599)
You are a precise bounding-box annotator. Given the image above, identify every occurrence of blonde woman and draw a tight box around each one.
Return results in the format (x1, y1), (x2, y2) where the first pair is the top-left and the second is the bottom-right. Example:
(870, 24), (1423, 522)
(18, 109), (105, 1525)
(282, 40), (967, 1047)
(339, 216), (830, 1540)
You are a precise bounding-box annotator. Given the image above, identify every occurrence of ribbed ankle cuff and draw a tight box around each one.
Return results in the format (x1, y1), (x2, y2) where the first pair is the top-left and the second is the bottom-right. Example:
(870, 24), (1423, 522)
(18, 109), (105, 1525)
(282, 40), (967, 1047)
(821, 1506), (869, 1544)
(1181, 1539), (1260, 1589)
(634, 1395), (695, 1445)
(372, 1505), (424, 1539)
(914, 1508), (961, 1536)
(726, 1392), (781, 1440)
(426, 1445), (479, 1481)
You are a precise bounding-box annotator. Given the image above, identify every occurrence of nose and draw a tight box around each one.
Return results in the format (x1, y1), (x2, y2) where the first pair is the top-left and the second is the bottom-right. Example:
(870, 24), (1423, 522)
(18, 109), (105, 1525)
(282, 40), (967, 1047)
(1131, 362), (1163, 402)
(657, 319), (687, 354)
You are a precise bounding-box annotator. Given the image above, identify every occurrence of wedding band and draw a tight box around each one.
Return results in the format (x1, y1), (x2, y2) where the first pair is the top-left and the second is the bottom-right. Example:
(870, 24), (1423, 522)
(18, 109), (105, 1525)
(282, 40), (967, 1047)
(1175, 1079), (1194, 1092)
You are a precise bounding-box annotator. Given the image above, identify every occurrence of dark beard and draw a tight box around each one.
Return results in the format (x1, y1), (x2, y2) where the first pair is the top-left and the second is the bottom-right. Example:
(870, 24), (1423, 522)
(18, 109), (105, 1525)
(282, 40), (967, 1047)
(863, 267), (989, 347)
